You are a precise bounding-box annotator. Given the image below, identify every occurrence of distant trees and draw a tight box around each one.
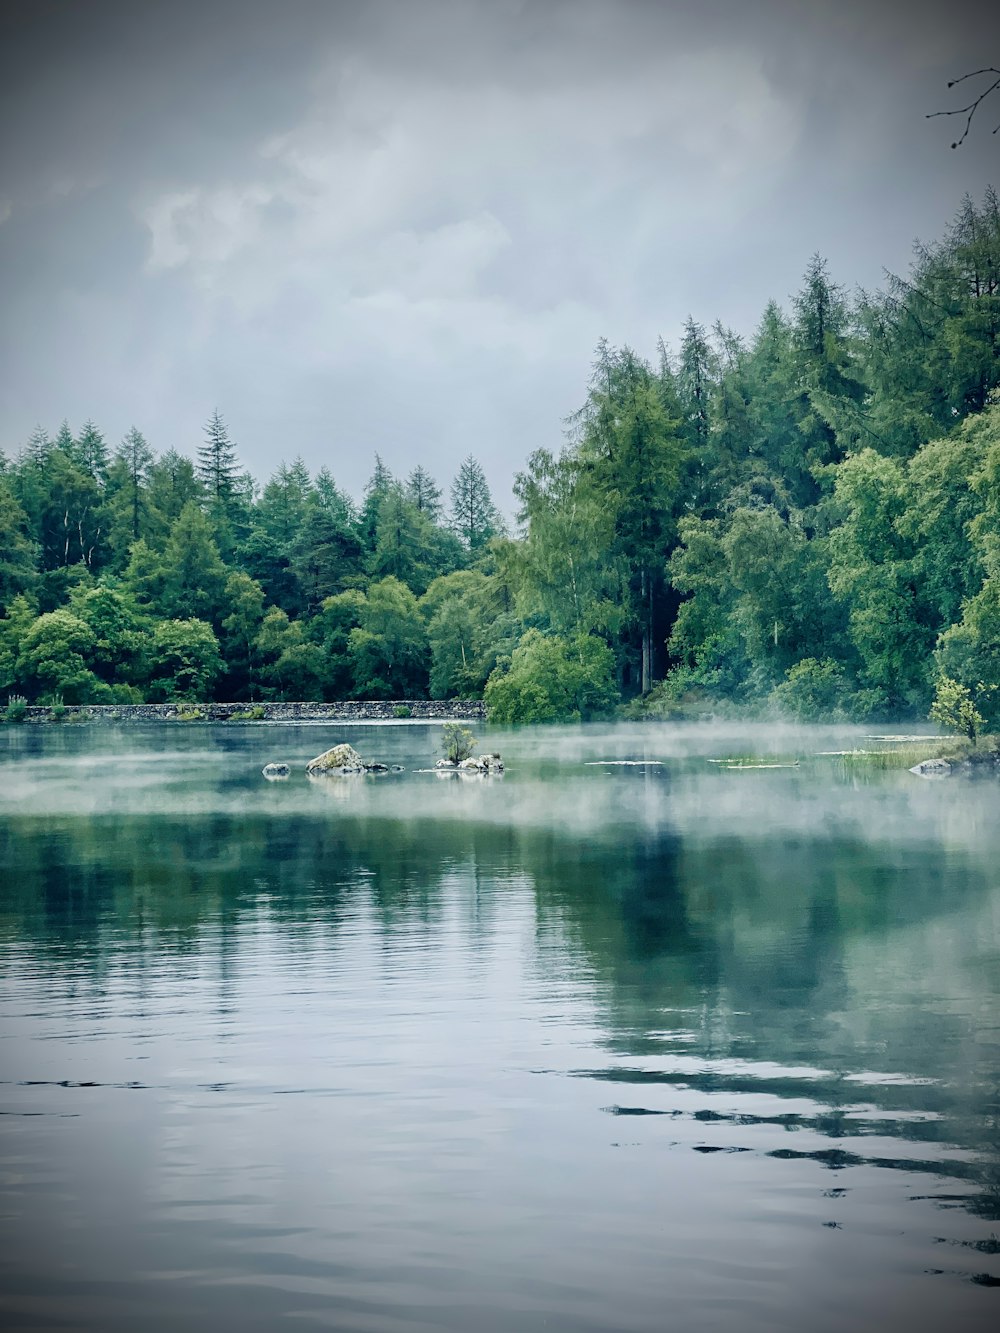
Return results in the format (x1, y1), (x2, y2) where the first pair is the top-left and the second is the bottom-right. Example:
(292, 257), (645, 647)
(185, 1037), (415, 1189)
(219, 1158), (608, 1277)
(3, 189), (1000, 725)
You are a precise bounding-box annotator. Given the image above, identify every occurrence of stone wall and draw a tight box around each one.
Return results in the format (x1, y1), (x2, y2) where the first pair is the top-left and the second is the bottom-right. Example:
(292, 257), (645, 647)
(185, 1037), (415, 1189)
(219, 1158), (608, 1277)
(15, 700), (487, 725)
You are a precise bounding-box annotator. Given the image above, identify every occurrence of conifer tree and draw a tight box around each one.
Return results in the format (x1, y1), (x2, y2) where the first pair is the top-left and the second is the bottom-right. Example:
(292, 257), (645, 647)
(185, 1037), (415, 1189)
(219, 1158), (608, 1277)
(75, 421), (111, 481)
(449, 456), (499, 551)
(197, 409), (240, 503)
(406, 465), (443, 520)
(115, 426), (154, 543)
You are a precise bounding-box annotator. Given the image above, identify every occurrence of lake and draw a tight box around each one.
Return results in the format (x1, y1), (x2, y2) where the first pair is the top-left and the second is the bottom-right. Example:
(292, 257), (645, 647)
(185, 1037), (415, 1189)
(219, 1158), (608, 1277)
(1, 720), (998, 1331)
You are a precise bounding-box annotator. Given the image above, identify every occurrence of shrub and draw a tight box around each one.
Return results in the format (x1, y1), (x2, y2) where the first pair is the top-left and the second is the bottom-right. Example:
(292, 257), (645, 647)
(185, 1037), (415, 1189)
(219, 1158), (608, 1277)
(442, 722), (476, 764)
(393, 705), (412, 719)
(4, 693), (27, 724)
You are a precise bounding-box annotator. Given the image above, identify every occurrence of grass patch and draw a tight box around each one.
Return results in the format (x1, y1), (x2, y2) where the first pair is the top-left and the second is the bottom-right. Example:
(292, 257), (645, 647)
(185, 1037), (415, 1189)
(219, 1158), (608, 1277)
(228, 705), (266, 722)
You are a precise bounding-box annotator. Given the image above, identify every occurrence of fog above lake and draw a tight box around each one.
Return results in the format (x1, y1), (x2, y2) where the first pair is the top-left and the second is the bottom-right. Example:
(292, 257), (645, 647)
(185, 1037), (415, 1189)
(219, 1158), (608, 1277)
(0, 720), (991, 853)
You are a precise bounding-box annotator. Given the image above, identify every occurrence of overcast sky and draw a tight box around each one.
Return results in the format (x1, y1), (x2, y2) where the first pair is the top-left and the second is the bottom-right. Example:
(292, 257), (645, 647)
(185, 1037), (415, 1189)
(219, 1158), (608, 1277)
(0, 0), (996, 510)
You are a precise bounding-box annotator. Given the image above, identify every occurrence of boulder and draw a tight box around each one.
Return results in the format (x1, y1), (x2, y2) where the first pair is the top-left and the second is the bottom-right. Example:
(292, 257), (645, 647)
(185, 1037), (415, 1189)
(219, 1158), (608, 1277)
(262, 761), (291, 779)
(909, 757), (952, 778)
(307, 742), (366, 774)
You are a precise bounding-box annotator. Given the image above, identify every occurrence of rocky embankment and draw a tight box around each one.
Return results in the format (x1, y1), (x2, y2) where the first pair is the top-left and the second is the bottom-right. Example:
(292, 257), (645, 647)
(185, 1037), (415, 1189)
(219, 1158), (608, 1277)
(13, 700), (486, 725)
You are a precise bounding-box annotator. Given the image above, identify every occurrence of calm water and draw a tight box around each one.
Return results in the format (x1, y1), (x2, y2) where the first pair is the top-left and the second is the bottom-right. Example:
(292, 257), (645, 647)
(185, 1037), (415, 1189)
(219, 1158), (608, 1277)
(1, 720), (998, 1332)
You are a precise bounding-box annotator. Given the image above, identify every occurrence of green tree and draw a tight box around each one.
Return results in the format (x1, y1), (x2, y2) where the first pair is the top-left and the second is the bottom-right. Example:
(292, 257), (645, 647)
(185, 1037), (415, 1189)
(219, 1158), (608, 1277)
(147, 619), (222, 701)
(449, 456), (499, 551)
(421, 568), (520, 698)
(406, 465), (443, 520)
(197, 409), (240, 504)
(348, 576), (428, 698)
(220, 571), (266, 699)
(255, 607), (326, 700)
(572, 342), (686, 693)
(107, 426), (155, 555)
(145, 449), (204, 546)
(0, 477), (38, 612)
(68, 584), (149, 689)
(160, 501), (229, 625)
(16, 609), (103, 703)
(930, 674), (985, 744)
(74, 420), (111, 481)
(484, 629), (618, 723)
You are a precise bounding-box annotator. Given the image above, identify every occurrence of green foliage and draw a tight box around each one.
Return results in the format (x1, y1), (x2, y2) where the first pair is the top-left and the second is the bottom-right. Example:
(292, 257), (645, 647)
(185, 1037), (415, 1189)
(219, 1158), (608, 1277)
(17, 609), (104, 703)
(485, 630), (617, 724)
(441, 722), (476, 764)
(930, 675), (987, 745)
(4, 693), (27, 724)
(393, 705), (411, 718)
(348, 577), (428, 699)
(228, 704), (266, 721)
(148, 619), (221, 702)
(449, 456), (499, 551)
(421, 568), (519, 698)
(770, 658), (851, 721)
(175, 707), (206, 722)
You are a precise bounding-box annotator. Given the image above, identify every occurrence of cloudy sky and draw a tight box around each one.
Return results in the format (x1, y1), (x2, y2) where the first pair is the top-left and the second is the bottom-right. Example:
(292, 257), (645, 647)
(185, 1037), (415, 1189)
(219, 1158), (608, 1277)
(0, 0), (996, 510)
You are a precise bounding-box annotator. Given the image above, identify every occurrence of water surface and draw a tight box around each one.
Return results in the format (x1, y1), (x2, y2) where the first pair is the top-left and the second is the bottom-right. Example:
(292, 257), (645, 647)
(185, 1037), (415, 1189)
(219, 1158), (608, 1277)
(1, 721), (998, 1331)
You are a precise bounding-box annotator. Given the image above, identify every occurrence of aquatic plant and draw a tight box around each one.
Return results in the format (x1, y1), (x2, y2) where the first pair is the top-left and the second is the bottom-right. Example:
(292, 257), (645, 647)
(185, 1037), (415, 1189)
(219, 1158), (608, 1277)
(4, 694), (28, 724)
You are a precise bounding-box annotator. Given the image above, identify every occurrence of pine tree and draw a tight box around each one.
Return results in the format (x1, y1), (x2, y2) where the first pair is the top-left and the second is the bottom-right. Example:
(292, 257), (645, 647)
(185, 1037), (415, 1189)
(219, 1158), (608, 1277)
(197, 410), (240, 503)
(54, 420), (75, 455)
(115, 426), (154, 542)
(75, 421), (111, 481)
(406, 465), (443, 520)
(360, 454), (394, 552)
(22, 426), (52, 468)
(449, 456), (499, 551)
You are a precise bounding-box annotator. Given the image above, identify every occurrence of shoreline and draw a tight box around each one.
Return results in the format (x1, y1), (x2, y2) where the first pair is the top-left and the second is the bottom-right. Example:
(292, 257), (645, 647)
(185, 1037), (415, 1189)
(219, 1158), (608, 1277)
(9, 700), (487, 725)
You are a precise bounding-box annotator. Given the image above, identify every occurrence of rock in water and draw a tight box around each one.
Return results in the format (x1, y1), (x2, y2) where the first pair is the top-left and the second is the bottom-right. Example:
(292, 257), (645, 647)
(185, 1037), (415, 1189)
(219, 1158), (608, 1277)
(307, 743), (366, 774)
(909, 757), (952, 777)
(262, 762), (291, 779)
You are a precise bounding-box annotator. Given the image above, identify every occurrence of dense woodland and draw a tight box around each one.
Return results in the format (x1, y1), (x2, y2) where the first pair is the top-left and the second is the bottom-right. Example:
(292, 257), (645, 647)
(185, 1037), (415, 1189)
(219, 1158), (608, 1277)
(2, 188), (1000, 724)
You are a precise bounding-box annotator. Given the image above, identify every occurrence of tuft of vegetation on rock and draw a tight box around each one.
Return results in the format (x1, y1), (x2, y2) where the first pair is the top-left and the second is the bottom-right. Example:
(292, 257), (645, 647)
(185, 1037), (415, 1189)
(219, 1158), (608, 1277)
(441, 722), (476, 764)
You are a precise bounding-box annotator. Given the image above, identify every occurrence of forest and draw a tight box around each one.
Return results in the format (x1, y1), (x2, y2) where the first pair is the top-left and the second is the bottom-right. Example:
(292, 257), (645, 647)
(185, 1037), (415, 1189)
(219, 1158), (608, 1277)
(2, 187), (999, 726)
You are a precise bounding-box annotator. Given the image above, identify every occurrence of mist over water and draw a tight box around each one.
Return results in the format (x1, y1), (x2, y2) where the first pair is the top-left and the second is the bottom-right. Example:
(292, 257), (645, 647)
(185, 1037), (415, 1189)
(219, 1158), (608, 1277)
(1, 722), (998, 1331)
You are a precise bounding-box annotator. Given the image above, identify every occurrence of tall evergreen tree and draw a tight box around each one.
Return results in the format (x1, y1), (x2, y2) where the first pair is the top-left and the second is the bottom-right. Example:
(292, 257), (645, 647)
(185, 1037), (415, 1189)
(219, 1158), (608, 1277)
(197, 409), (240, 504)
(572, 343), (686, 693)
(406, 465), (443, 520)
(75, 421), (111, 481)
(449, 456), (499, 551)
(112, 426), (155, 544)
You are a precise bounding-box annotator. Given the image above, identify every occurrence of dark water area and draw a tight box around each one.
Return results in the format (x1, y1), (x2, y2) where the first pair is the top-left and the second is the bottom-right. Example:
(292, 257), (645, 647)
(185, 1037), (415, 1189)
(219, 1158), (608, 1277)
(1, 720), (998, 1332)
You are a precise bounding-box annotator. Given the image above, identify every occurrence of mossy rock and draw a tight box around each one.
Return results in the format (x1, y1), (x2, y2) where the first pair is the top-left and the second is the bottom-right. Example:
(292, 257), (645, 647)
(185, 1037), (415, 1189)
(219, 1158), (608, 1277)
(306, 743), (366, 774)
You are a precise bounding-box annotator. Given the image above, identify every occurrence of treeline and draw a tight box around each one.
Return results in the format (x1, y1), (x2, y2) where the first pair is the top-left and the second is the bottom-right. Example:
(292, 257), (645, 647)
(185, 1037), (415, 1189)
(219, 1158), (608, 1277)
(2, 188), (1000, 723)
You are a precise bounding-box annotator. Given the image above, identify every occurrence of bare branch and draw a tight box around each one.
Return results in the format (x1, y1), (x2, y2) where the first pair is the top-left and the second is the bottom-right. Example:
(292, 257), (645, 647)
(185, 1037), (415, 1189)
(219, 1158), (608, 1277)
(927, 67), (1000, 148)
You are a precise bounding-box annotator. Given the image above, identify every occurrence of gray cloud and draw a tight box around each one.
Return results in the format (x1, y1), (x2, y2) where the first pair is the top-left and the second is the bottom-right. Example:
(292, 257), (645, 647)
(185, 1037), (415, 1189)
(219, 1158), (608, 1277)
(0, 0), (996, 509)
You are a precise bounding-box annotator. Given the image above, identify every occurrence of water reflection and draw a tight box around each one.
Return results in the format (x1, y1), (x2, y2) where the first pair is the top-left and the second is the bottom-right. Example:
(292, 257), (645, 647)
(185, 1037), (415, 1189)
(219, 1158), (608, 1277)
(0, 722), (998, 1329)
